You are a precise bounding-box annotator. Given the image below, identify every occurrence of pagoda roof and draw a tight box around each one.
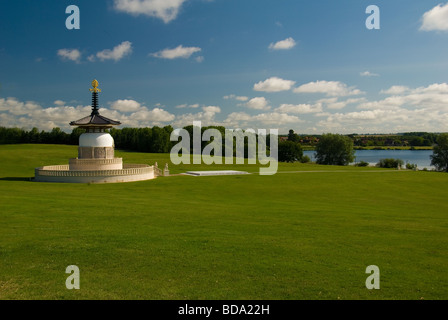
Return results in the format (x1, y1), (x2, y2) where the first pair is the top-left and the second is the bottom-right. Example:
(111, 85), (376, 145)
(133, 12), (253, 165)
(70, 80), (121, 127)
(70, 114), (121, 127)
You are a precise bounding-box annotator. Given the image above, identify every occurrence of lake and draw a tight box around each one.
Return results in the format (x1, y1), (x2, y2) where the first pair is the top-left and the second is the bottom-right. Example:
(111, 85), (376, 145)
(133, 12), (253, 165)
(303, 149), (434, 169)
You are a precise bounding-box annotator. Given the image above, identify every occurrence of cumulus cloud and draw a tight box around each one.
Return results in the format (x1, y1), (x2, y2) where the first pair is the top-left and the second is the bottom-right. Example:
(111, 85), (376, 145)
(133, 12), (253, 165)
(176, 103), (200, 109)
(360, 71), (379, 77)
(202, 105), (221, 113)
(150, 45), (201, 59)
(246, 97), (270, 110)
(129, 107), (175, 123)
(360, 83), (448, 111)
(54, 100), (66, 106)
(172, 110), (219, 128)
(223, 112), (301, 127)
(96, 41), (133, 62)
(0, 98), (41, 116)
(110, 99), (141, 112)
(380, 85), (410, 95)
(224, 112), (253, 123)
(268, 37), (297, 50)
(57, 49), (82, 63)
(252, 112), (301, 125)
(223, 94), (249, 102)
(294, 80), (364, 97)
(253, 77), (296, 92)
(0, 96), (177, 130)
(114, 0), (187, 23)
(316, 107), (448, 133)
(274, 103), (322, 114)
(420, 3), (448, 31)
(318, 97), (367, 110)
(0, 97), (93, 130)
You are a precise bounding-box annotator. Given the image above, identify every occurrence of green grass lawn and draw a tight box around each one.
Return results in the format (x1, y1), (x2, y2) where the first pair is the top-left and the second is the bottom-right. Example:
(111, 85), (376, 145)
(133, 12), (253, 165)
(0, 144), (447, 300)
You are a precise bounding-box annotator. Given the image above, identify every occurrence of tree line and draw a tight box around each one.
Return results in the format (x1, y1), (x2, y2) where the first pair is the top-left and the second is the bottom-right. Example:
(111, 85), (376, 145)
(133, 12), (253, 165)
(1, 126), (448, 171)
(0, 125), (273, 157)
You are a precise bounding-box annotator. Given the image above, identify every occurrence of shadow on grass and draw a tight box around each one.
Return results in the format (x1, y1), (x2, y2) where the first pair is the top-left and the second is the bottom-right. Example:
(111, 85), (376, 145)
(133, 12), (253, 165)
(0, 177), (33, 182)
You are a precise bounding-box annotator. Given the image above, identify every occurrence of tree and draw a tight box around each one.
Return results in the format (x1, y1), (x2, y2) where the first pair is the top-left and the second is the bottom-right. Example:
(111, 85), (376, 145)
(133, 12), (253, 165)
(278, 140), (303, 162)
(287, 129), (300, 143)
(431, 133), (448, 172)
(315, 133), (355, 165)
(376, 158), (404, 169)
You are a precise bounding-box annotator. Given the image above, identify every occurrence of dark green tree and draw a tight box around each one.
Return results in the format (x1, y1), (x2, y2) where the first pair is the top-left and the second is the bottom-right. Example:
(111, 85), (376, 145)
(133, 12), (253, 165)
(431, 133), (448, 172)
(278, 140), (303, 162)
(315, 133), (355, 165)
(377, 158), (404, 168)
(287, 129), (300, 143)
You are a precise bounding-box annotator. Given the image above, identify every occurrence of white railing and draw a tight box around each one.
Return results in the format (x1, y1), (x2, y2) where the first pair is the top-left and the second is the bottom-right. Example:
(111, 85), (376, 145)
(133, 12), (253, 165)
(35, 164), (154, 177)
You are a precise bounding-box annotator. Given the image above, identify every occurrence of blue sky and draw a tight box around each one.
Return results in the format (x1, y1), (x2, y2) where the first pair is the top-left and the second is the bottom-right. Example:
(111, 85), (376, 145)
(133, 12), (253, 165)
(1, 0), (448, 134)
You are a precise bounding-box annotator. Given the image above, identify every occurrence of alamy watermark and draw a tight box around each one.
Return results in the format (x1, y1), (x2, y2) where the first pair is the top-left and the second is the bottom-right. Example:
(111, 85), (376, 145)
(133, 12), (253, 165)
(65, 5), (80, 30)
(170, 121), (279, 175)
(65, 265), (80, 290)
(365, 265), (380, 290)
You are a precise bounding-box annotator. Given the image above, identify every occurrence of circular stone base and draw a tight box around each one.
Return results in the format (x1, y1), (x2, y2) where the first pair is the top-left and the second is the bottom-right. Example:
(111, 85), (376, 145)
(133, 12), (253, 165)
(34, 164), (155, 184)
(69, 158), (123, 171)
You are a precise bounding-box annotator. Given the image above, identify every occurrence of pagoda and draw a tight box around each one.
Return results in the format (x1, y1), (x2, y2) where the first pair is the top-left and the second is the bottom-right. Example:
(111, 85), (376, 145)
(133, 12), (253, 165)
(34, 80), (156, 183)
(69, 80), (123, 171)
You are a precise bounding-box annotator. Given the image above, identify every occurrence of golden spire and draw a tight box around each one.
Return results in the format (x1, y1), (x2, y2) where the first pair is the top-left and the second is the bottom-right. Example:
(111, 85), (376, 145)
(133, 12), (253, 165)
(89, 79), (101, 93)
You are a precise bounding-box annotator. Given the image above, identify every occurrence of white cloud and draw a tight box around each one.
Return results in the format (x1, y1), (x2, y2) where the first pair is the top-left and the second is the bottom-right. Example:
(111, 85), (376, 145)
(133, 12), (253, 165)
(172, 110), (219, 128)
(360, 71), (379, 77)
(110, 99), (142, 112)
(96, 41), (133, 62)
(294, 80), (364, 96)
(246, 97), (270, 110)
(114, 0), (187, 23)
(252, 112), (301, 125)
(268, 37), (297, 50)
(319, 97), (367, 110)
(316, 107), (448, 134)
(151, 45), (201, 59)
(420, 3), (448, 31)
(0, 98), (41, 115)
(253, 77), (296, 92)
(57, 49), (81, 63)
(175, 103), (200, 109)
(224, 112), (253, 123)
(360, 83), (448, 111)
(413, 82), (448, 93)
(202, 105), (221, 113)
(0, 97), (93, 130)
(380, 85), (410, 95)
(223, 94), (249, 102)
(54, 100), (65, 106)
(274, 103), (322, 114)
(129, 107), (175, 123)
(195, 56), (204, 63)
(223, 111), (301, 127)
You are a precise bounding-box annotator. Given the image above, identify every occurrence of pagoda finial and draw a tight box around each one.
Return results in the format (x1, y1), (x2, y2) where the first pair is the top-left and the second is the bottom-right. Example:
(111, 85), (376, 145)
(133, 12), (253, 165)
(89, 79), (101, 93)
(90, 79), (101, 116)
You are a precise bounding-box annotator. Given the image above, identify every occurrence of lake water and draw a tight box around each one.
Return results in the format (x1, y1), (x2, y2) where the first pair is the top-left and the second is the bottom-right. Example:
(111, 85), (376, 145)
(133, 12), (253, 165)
(303, 149), (434, 169)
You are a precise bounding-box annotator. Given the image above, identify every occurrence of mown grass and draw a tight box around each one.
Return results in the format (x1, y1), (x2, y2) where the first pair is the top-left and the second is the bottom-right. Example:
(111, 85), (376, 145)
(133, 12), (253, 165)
(0, 144), (447, 300)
